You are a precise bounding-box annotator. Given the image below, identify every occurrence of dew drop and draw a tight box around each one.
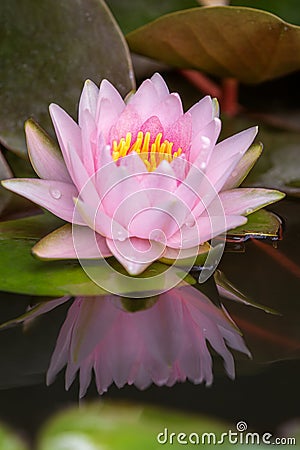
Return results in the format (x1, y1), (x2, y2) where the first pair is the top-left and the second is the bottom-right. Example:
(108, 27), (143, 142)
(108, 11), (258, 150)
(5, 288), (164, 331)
(231, 170), (238, 178)
(185, 218), (196, 228)
(200, 162), (207, 170)
(116, 231), (126, 242)
(49, 188), (61, 199)
(246, 208), (253, 214)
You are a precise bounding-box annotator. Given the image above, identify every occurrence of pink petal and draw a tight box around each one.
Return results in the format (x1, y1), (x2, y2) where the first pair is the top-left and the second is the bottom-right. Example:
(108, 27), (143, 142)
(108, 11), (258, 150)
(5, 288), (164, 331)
(140, 115), (164, 137)
(119, 151), (148, 176)
(175, 162), (207, 210)
(32, 224), (111, 260)
(167, 215), (247, 249)
(95, 162), (151, 227)
(219, 188), (285, 216)
(78, 79), (99, 126)
(25, 119), (72, 183)
(79, 109), (97, 176)
(74, 197), (128, 240)
(165, 113), (192, 152)
(128, 196), (189, 240)
(150, 72), (170, 98)
(96, 79), (125, 142)
(170, 156), (188, 182)
(188, 96), (216, 136)
(96, 79), (125, 121)
(49, 103), (82, 163)
(150, 93), (183, 130)
(109, 104), (142, 143)
(222, 143), (263, 190)
(189, 118), (221, 164)
(191, 155), (245, 219)
(141, 161), (178, 205)
(127, 79), (160, 121)
(2, 178), (83, 224)
(106, 237), (165, 275)
(207, 126), (258, 179)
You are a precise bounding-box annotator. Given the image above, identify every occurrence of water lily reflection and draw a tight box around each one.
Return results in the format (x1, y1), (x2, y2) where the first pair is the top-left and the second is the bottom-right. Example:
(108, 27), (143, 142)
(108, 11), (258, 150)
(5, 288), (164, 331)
(22, 285), (250, 397)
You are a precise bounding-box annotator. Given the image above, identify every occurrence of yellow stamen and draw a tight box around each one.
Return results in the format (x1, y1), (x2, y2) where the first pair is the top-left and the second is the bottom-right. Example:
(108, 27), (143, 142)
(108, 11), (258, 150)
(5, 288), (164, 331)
(112, 130), (183, 171)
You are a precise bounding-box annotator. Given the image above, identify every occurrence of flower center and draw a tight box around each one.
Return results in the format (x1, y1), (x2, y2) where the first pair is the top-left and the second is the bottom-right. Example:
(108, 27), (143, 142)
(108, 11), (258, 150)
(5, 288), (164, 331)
(112, 131), (183, 171)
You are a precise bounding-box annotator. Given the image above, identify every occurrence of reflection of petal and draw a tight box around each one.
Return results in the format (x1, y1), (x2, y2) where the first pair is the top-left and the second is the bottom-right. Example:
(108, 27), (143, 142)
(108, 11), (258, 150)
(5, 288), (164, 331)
(41, 285), (250, 396)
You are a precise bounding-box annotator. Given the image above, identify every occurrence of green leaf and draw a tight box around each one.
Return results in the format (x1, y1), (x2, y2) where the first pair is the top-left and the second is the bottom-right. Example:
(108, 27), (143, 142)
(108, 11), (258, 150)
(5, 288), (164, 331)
(127, 6), (300, 84)
(106, 0), (199, 34)
(0, 214), (195, 297)
(0, 0), (134, 156)
(227, 209), (282, 240)
(38, 402), (229, 450)
(0, 424), (28, 450)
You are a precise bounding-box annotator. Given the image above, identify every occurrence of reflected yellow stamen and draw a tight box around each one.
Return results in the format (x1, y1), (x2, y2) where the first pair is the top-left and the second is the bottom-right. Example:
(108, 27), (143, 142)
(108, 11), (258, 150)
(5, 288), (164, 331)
(112, 131), (183, 171)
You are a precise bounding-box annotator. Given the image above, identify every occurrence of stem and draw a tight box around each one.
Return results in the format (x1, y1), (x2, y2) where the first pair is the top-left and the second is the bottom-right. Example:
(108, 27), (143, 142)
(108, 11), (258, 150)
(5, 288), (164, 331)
(179, 69), (222, 98)
(221, 78), (240, 116)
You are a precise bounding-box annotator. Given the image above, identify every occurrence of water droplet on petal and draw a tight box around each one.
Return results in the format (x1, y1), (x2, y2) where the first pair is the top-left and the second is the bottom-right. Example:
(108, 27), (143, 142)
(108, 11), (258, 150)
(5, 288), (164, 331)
(200, 136), (211, 149)
(200, 162), (207, 170)
(246, 208), (253, 214)
(231, 170), (238, 178)
(116, 230), (126, 241)
(185, 218), (196, 228)
(49, 188), (61, 199)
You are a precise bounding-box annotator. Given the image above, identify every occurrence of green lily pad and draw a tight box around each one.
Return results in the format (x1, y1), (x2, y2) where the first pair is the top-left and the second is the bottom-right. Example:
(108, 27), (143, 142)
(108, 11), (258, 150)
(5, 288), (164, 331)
(38, 402), (229, 450)
(0, 214), (195, 297)
(0, 424), (28, 450)
(227, 209), (282, 240)
(127, 6), (300, 84)
(0, 0), (134, 156)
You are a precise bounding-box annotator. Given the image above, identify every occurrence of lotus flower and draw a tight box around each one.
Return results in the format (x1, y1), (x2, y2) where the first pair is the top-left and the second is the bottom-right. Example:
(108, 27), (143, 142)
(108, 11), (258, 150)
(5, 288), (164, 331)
(16, 285), (250, 397)
(2, 74), (284, 275)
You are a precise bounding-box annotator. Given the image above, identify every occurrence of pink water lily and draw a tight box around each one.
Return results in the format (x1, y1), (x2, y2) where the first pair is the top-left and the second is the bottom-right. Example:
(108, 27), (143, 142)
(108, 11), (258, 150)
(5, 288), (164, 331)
(16, 285), (250, 397)
(2, 73), (284, 275)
